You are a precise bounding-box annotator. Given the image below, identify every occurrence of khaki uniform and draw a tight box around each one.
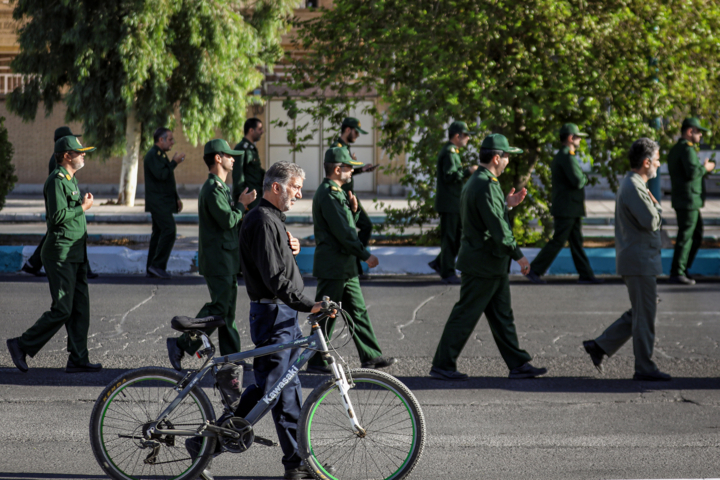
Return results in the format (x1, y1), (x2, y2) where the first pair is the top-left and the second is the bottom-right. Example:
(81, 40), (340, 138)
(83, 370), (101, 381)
(432, 166), (532, 371)
(144, 145), (180, 271)
(232, 139), (264, 211)
(18, 166), (91, 364)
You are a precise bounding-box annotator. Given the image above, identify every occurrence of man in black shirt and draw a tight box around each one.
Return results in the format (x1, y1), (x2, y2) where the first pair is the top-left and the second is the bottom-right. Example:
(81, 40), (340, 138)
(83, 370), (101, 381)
(238, 161), (324, 480)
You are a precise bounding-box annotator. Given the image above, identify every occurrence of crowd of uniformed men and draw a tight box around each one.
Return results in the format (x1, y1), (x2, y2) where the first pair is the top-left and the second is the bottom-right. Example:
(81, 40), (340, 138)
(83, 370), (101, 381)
(5, 113), (713, 477)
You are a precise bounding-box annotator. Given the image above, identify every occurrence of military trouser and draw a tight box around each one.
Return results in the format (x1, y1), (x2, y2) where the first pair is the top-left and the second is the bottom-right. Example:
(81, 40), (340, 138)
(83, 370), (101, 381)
(432, 212), (461, 278)
(670, 209), (703, 277)
(18, 260), (90, 365)
(355, 200), (373, 275)
(433, 273), (532, 372)
(530, 216), (594, 278)
(27, 233), (47, 270)
(308, 276), (383, 367)
(594, 275), (658, 375)
(177, 275), (240, 356)
(147, 211), (176, 271)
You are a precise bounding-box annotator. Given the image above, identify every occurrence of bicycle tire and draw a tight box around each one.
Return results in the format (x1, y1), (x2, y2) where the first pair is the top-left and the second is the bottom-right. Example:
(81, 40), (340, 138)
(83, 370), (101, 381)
(298, 368), (425, 480)
(89, 367), (217, 480)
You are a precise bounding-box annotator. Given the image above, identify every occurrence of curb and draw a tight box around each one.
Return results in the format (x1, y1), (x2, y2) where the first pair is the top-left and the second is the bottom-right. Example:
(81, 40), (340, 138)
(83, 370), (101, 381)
(2, 246), (719, 276)
(0, 213), (388, 225)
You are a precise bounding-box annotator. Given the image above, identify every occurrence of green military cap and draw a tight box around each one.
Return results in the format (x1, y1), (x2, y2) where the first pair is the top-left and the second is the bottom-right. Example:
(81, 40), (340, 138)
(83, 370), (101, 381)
(681, 117), (710, 133)
(559, 123), (588, 138)
(341, 117), (368, 135)
(480, 133), (523, 154)
(54, 135), (96, 153)
(448, 120), (476, 136)
(324, 146), (364, 166)
(54, 126), (81, 142)
(204, 139), (243, 156)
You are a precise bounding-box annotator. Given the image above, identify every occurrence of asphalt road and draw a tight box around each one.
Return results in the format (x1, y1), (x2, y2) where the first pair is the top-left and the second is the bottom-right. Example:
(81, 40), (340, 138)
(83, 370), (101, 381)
(0, 274), (719, 480)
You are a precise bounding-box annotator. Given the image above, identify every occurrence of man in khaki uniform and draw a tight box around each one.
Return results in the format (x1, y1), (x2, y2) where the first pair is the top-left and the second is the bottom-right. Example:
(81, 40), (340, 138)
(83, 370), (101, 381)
(7, 136), (102, 373)
(583, 138), (670, 381)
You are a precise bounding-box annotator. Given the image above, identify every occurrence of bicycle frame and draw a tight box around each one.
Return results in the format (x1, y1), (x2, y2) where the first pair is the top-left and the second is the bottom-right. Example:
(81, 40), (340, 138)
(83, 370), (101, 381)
(149, 314), (365, 439)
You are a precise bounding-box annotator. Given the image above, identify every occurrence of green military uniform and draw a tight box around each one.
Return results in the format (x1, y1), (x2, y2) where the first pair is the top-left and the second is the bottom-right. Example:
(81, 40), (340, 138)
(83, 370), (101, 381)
(432, 121), (476, 279)
(18, 137), (96, 365)
(433, 135), (533, 372)
(668, 131), (708, 277)
(177, 140), (246, 356)
(232, 138), (264, 210)
(530, 124), (594, 279)
(144, 144), (180, 272)
(308, 148), (383, 368)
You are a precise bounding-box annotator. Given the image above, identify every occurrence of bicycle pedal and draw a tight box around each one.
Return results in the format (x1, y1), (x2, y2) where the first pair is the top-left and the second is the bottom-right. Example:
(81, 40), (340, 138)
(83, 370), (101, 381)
(254, 435), (278, 447)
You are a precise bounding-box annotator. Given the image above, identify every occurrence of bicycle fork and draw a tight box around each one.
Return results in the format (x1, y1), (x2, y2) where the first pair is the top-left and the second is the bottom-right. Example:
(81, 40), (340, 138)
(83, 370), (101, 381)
(331, 364), (366, 437)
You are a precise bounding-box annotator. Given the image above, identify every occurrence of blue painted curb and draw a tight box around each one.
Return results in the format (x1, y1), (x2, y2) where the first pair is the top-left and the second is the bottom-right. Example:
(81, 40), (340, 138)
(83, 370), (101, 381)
(0, 246), (24, 273)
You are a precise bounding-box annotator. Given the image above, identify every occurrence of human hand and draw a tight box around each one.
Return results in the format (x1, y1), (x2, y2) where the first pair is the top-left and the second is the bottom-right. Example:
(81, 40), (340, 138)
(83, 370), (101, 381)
(506, 187), (527, 208)
(82, 193), (94, 211)
(647, 189), (659, 205)
(361, 164), (379, 173)
(287, 231), (300, 255)
(311, 301), (337, 317)
(706, 161), (716, 173)
(365, 254), (379, 268)
(177, 198), (183, 213)
(239, 188), (257, 208)
(351, 152), (358, 161)
(468, 165), (479, 173)
(173, 152), (186, 164)
(517, 256), (530, 275)
(348, 191), (358, 213)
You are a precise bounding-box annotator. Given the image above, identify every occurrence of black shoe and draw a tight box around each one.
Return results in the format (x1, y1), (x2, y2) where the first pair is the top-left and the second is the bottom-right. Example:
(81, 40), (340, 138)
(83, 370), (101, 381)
(508, 362), (547, 379)
(578, 276), (604, 284)
(429, 366), (468, 381)
(442, 274), (461, 285)
(633, 370), (671, 382)
(668, 275), (695, 285)
(148, 266), (172, 279)
(21, 262), (46, 277)
(66, 359), (102, 373)
(428, 259), (441, 275)
(583, 340), (605, 373)
(285, 464), (336, 479)
(6, 338), (28, 373)
(361, 356), (397, 369)
(526, 269), (546, 284)
(167, 337), (184, 371)
(306, 364), (332, 375)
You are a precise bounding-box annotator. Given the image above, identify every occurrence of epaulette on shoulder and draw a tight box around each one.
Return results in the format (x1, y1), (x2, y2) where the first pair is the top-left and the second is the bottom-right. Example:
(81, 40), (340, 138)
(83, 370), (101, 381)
(330, 186), (342, 192)
(56, 172), (64, 179)
(490, 177), (499, 183)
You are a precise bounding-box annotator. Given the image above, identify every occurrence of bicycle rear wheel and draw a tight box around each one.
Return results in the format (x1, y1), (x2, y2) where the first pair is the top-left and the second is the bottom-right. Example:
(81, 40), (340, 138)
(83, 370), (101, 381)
(298, 368), (425, 480)
(89, 367), (216, 480)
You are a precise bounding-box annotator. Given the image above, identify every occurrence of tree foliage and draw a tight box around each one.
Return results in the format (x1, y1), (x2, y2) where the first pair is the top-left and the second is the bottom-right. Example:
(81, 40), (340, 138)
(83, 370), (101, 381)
(279, 0), (720, 243)
(8, 0), (298, 203)
(0, 117), (17, 211)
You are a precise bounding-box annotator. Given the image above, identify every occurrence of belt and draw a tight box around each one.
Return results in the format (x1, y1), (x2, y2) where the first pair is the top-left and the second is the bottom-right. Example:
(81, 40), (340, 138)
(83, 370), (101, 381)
(251, 298), (285, 305)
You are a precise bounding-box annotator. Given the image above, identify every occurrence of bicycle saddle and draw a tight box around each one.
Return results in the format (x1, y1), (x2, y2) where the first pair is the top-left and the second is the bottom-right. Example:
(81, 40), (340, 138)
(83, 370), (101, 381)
(171, 315), (225, 332)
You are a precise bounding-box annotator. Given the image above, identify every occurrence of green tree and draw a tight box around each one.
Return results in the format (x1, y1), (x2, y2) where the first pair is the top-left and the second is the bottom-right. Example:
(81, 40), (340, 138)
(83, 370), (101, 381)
(0, 117), (17, 211)
(279, 0), (720, 243)
(8, 0), (298, 205)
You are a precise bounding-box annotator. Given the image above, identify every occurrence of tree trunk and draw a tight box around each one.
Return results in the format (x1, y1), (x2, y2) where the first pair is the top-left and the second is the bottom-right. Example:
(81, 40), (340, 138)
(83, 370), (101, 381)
(117, 106), (142, 206)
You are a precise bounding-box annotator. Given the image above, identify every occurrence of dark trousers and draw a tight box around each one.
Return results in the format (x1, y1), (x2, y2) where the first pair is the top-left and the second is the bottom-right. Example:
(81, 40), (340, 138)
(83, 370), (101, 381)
(671, 209), (702, 277)
(433, 273), (532, 371)
(147, 211), (176, 271)
(309, 277), (383, 367)
(530, 216), (594, 278)
(28, 234), (95, 276)
(595, 275), (658, 375)
(355, 203), (373, 274)
(432, 212), (462, 278)
(248, 303), (303, 469)
(177, 275), (240, 356)
(18, 260), (90, 364)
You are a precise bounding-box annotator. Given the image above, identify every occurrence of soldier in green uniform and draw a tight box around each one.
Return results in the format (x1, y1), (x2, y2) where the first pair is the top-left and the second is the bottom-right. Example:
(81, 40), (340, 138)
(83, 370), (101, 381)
(430, 134), (547, 381)
(232, 117), (265, 211)
(527, 123), (600, 284)
(22, 126), (97, 279)
(306, 147), (396, 374)
(7, 136), (102, 373)
(334, 117), (378, 278)
(144, 127), (186, 279)
(668, 117), (715, 285)
(166, 139), (256, 370)
(428, 121), (478, 284)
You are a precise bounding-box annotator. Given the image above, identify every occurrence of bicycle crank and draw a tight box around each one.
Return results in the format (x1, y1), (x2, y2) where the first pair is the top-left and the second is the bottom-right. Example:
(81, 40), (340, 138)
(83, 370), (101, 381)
(219, 417), (254, 453)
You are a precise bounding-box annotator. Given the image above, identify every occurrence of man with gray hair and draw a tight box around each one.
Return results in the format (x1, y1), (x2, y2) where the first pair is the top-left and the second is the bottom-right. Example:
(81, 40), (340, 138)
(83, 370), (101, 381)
(583, 138), (670, 381)
(237, 161), (328, 479)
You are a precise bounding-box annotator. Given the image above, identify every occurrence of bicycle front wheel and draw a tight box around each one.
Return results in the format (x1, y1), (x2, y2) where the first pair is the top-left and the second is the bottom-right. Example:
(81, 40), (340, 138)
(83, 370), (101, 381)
(89, 367), (216, 480)
(298, 368), (426, 480)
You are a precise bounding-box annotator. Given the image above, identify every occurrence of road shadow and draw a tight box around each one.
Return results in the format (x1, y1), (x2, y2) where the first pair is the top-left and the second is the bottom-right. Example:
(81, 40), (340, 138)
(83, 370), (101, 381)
(0, 475), (283, 480)
(0, 274), (207, 286)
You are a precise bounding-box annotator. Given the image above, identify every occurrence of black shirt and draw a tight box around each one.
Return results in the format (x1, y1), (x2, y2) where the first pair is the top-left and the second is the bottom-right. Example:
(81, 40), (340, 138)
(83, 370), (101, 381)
(239, 198), (315, 312)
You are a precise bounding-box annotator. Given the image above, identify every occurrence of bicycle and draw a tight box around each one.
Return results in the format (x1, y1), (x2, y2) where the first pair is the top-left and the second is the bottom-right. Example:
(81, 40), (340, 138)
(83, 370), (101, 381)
(89, 298), (426, 480)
